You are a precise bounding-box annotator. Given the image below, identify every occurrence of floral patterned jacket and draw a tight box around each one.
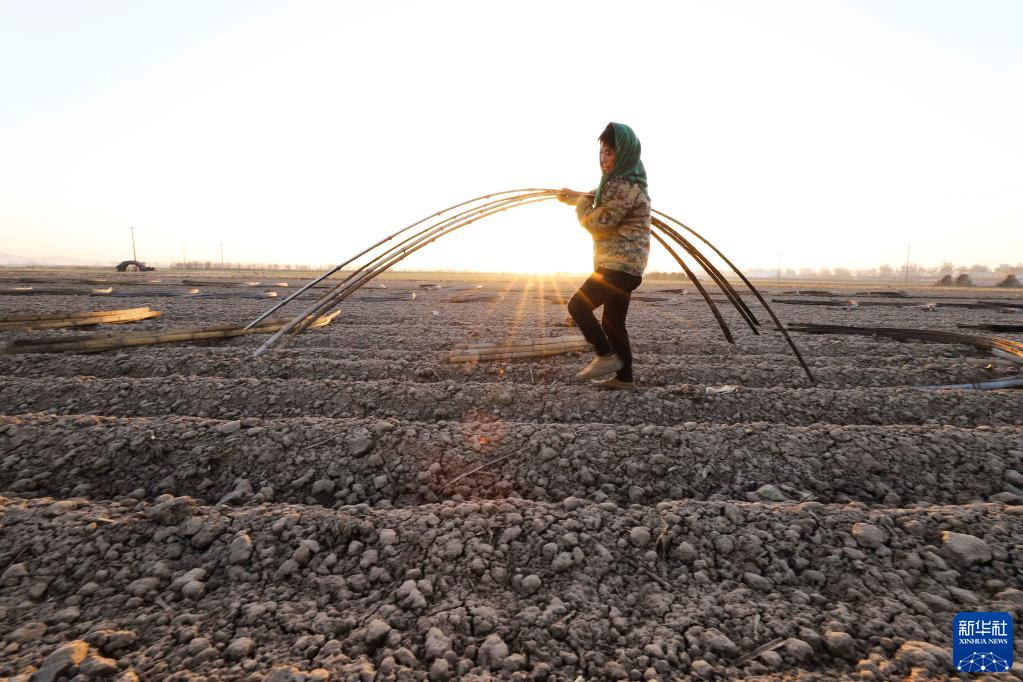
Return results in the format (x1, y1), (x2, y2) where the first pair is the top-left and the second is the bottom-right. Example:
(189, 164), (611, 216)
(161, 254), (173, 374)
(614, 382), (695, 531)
(575, 177), (651, 277)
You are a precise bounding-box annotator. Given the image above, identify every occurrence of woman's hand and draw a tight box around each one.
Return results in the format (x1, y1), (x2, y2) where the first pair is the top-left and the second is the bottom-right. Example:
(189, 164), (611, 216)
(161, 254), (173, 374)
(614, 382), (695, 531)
(556, 188), (582, 205)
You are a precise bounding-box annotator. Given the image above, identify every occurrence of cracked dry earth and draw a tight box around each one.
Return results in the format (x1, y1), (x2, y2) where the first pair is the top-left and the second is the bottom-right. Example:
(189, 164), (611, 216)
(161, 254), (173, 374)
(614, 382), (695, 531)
(1, 271), (1022, 681)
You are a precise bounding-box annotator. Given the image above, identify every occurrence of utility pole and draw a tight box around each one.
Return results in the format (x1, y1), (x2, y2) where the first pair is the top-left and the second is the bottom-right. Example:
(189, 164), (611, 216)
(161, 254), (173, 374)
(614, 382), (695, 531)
(777, 252), (781, 282)
(182, 245), (186, 267)
(905, 244), (910, 285)
(129, 226), (137, 262)
(220, 242), (225, 270)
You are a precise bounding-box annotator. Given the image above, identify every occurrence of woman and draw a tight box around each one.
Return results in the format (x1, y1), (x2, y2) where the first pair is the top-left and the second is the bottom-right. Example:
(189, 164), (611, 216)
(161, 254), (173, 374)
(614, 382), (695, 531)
(557, 122), (651, 390)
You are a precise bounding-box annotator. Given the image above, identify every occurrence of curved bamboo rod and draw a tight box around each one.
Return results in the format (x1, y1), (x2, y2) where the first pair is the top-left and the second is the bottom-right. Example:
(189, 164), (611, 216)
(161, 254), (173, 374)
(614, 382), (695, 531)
(272, 192), (555, 350)
(652, 218), (759, 334)
(263, 198), (748, 349)
(247, 189), (815, 383)
(245, 188), (553, 329)
(571, 191), (761, 330)
(650, 230), (733, 343)
(571, 191), (760, 331)
(653, 208), (815, 382)
(275, 194), (556, 348)
(653, 219), (761, 331)
(277, 191), (554, 341)
(254, 192), (556, 354)
(252, 191), (553, 353)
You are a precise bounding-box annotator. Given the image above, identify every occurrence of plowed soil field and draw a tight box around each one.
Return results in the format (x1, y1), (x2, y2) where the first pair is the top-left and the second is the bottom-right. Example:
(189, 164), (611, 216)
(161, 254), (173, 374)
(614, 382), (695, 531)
(1, 271), (1021, 681)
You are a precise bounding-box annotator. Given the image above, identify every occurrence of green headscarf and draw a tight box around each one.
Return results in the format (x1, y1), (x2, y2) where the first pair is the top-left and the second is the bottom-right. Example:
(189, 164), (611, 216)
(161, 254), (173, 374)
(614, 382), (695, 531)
(593, 121), (648, 208)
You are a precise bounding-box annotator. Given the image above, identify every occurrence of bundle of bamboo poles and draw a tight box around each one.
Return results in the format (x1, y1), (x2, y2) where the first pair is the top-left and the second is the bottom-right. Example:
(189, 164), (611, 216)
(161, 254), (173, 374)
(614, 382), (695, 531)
(0, 307), (160, 331)
(2, 312), (337, 355)
(445, 293), (503, 303)
(775, 298), (1019, 311)
(959, 323), (1023, 333)
(448, 335), (590, 363)
(1, 286), (114, 296)
(788, 323), (1023, 365)
(182, 279), (248, 287)
(243, 188), (815, 382)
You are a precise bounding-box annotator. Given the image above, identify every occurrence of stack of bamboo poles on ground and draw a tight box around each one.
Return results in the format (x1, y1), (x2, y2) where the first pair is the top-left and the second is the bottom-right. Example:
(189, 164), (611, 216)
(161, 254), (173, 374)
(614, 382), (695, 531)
(244, 187), (815, 382)
(1, 286), (114, 296)
(959, 323), (1023, 332)
(787, 323), (1023, 363)
(182, 279), (255, 287)
(354, 292), (417, 302)
(2, 312), (338, 355)
(854, 290), (909, 297)
(445, 292), (503, 303)
(0, 307), (160, 331)
(0, 277), (159, 286)
(774, 298), (1022, 311)
(448, 335), (590, 363)
(788, 323), (1023, 389)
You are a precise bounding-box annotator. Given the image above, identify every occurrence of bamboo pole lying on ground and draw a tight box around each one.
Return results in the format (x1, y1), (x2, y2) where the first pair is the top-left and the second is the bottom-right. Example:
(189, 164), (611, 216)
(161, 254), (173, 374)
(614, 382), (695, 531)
(0, 307), (160, 331)
(773, 298), (1019, 311)
(444, 293), (503, 303)
(976, 300), (1023, 310)
(448, 340), (591, 363)
(352, 292), (417, 302)
(782, 290), (839, 297)
(450, 339), (589, 355)
(1, 287), (114, 296)
(181, 279), (256, 287)
(920, 376), (1023, 390)
(854, 290), (909, 297)
(452, 334), (585, 350)
(0, 277), (160, 286)
(0, 307), (155, 324)
(959, 323), (1023, 332)
(787, 323), (1023, 362)
(1, 312), (338, 355)
(991, 349), (1023, 365)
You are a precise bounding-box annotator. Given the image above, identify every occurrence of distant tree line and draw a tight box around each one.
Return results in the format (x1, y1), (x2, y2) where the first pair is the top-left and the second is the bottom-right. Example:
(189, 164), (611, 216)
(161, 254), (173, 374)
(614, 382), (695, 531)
(165, 260), (1020, 282)
(170, 261), (332, 271)
(649, 261), (1022, 282)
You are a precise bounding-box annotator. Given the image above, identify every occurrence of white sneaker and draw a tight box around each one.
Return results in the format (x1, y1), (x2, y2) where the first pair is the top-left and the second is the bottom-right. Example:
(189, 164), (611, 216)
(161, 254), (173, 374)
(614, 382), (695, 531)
(575, 353), (624, 380)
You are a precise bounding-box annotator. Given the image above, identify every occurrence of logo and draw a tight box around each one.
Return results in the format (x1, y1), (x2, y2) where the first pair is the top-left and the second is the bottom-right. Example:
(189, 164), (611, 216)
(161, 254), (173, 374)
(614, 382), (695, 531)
(953, 612), (1013, 673)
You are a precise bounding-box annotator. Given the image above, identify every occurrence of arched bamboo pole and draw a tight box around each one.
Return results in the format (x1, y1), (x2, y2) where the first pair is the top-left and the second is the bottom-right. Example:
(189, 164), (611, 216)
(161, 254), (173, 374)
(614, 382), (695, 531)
(271, 191), (556, 345)
(276, 194), (555, 348)
(653, 219), (761, 330)
(255, 192), (557, 354)
(652, 218), (759, 334)
(245, 188), (554, 329)
(654, 208), (815, 382)
(247, 189), (816, 382)
(650, 231), (734, 343)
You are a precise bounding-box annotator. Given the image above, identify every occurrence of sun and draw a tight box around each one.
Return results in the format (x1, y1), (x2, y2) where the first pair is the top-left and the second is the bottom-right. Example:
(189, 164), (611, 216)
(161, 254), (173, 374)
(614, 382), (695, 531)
(397, 202), (595, 275)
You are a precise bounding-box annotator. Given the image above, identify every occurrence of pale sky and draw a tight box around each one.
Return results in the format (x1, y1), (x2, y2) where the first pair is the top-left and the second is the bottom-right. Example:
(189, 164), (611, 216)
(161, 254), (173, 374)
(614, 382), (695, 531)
(2, 0), (1021, 273)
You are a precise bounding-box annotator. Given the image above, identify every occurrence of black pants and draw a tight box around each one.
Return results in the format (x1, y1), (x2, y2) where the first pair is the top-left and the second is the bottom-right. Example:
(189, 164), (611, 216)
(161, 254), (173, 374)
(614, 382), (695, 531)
(567, 266), (643, 381)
